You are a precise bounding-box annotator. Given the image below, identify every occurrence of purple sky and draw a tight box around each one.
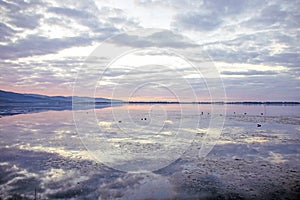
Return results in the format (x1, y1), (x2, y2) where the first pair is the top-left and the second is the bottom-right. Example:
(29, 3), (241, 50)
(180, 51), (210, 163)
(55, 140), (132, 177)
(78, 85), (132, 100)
(0, 0), (299, 101)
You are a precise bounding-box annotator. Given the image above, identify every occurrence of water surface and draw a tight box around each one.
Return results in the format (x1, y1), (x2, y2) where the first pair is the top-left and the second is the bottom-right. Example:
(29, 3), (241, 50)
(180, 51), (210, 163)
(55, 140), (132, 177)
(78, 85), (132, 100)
(0, 104), (299, 199)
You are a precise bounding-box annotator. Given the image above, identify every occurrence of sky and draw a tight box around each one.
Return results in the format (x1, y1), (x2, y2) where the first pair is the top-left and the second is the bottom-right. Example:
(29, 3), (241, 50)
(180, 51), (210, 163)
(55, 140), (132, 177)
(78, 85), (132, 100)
(0, 0), (299, 101)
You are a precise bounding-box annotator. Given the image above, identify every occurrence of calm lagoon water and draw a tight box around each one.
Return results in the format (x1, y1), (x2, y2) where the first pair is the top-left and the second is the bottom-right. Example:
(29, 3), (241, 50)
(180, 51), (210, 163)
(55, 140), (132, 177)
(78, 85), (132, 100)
(0, 104), (299, 199)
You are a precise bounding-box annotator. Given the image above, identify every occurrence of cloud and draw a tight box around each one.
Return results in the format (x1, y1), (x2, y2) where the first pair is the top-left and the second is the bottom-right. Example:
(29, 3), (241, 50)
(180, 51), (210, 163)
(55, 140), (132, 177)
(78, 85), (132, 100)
(174, 11), (223, 31)
(0, 0), (299, 100)
(168, 0), (300, 81)
(46, 6), (120, 33)
(243, 3), (300, 29)
(202, 29), (300, 78)
(221, 70), (278, 76)
(0, 35), (92, 59)
(1, 0), (46, 29)
(46, 0), (140, 33)
(47, 7), (91, 19)
(8, 13), (43, 29)
(0, 0), (45, 12)
(0, 0), (140, 60)
(112, 29), (197, 48)
(0, 22), (17, 42)
(171, 0), (249, 31)
(202, 0), (247, 15)
(223, 74), (300, 101)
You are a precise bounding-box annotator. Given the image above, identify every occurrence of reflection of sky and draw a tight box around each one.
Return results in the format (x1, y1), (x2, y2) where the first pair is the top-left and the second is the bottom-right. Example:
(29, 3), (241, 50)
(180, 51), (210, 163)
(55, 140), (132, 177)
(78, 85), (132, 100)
(74, 104), (211, 171)
(225, 104), (300, 116)
(0, 105), (299, 198)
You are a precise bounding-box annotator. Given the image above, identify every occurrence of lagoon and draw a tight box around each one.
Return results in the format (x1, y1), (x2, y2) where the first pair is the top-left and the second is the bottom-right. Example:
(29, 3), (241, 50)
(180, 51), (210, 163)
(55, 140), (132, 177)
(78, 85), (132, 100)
(0, 104), (299, 199)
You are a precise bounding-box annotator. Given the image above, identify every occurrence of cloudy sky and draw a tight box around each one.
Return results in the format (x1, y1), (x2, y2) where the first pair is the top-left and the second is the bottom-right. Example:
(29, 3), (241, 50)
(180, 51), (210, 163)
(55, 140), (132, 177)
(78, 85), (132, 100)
(0, 0), (299, 101)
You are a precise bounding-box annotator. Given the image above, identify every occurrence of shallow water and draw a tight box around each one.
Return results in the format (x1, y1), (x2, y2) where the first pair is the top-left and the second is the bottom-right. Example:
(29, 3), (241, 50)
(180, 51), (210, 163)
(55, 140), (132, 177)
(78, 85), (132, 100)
(0, 104), (299, 199)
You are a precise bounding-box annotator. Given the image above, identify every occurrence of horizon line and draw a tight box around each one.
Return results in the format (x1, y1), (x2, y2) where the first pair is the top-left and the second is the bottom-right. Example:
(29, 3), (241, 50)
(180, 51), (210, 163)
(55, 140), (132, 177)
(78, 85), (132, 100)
(126, 101), (300, 104)
(1, 89), (299, 104)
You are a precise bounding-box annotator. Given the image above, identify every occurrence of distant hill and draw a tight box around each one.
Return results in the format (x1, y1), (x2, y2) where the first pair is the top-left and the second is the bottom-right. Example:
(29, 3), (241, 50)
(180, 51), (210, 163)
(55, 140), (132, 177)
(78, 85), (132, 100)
(0, 90), (121, 104)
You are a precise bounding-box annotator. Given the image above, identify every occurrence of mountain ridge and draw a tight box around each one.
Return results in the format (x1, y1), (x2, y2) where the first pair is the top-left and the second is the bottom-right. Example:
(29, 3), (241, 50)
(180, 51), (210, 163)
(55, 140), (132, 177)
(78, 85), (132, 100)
(0, 90), (120, 103)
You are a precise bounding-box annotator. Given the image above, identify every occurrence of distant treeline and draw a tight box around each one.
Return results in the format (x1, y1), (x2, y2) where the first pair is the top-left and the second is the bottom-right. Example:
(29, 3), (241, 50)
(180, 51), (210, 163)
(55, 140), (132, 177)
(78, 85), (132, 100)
(128, 101), (300, 105)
